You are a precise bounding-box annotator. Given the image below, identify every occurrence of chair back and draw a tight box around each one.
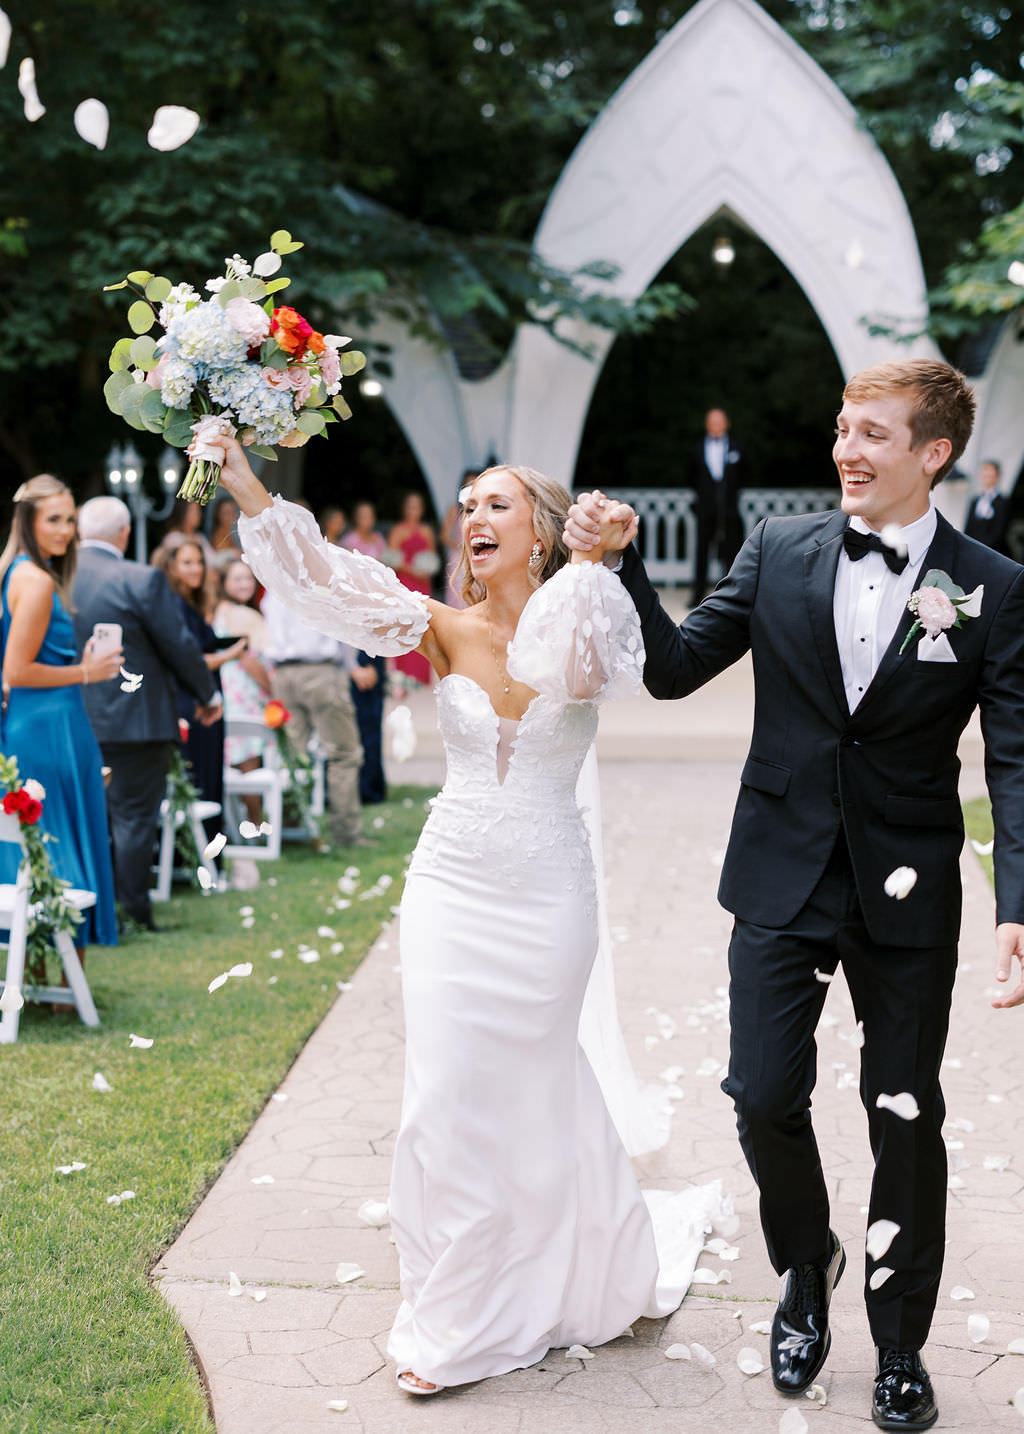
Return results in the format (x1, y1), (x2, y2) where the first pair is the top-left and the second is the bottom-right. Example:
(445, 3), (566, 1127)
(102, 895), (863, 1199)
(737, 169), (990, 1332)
(225, 719), (281, 769)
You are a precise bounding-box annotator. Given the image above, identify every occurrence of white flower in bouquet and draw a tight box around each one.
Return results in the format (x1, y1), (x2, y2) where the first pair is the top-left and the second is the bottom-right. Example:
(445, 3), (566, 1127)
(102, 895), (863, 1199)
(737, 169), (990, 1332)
(158, 283), (200, 328)
(225, 296), (271, 349)
(169, 303), (249, 371)
(158, 356), (199, 409)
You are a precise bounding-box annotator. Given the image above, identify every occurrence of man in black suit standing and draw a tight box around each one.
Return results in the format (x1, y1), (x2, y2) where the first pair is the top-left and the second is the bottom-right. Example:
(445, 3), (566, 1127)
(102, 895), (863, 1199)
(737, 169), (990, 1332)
(567, 360), (1024, 1432)
(964, 458), (1010, 554)
(689, 406), (743, 604)
(72, 496), (220, 932)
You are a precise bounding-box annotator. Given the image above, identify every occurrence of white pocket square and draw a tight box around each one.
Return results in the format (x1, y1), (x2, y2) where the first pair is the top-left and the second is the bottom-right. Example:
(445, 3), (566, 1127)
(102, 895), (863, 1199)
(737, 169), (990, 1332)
(917, 632), (957, 663)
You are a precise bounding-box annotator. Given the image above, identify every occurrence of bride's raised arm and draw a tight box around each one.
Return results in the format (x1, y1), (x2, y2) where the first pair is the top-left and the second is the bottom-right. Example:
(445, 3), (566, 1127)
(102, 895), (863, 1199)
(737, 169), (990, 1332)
(212, 436), (430, 657)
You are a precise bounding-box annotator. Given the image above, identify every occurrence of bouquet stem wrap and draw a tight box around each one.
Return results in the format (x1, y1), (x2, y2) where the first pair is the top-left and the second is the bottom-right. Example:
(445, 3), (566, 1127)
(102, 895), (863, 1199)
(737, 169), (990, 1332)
(180, 415), (237, 505)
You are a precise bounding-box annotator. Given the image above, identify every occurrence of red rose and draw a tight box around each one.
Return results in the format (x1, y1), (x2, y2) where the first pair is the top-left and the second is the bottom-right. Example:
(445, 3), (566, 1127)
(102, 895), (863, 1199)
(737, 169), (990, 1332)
(179, 718), (190, 741)
(263, 700), (290, 730)
(21, 797), (42, 825)
(271, 306), (314, 359)
(3, 789), (28, 815)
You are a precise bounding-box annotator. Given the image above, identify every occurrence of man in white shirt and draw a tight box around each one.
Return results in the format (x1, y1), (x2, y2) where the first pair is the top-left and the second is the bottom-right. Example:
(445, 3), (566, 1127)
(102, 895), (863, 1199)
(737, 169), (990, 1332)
(689, 407), (743, 604)
(261, 589), (367, 848)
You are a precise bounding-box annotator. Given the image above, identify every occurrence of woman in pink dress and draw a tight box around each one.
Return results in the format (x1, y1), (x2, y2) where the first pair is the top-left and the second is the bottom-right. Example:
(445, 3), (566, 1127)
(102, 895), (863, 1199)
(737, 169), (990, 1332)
(341, 501), (386, 560)
(388, 492), (437, 686)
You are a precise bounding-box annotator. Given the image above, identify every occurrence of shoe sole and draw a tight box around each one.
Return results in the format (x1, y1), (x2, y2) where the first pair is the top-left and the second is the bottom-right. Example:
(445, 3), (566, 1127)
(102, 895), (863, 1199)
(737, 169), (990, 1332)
(771, 1244), (848, 1395)
(872, 1410), (938, 1431)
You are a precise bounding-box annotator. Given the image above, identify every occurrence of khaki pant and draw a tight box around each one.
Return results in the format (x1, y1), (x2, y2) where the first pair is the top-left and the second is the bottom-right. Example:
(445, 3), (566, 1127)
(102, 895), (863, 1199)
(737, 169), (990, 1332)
(271, 662), (363, 846)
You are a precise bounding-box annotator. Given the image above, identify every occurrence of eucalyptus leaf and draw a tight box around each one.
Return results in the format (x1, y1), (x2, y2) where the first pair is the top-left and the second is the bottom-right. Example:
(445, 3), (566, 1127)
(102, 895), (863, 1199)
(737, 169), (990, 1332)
(103, 369), (134, 412)
(277, 241), (303, 254)
(145, 275), (172, 304)
(239, 276), (268, 301)
(118, 383), (150, 431)
(140, 388), (169, 433)
(103, 280), (129, 292)
(127, 270), (153, 285)
(332, 394), (353, 421)
(127, 300), (155, 335)
(338, 351), (367, 376)
(162, 410), (194, 447)
(108, 337), (134, 373)
(269, 229), (292, 251)
(295, 410), (326, 436)
(129, 334), (158, 367)
(321, 410), (338, 424)
(248, 444), (277, 461)
(264, 277), (291, 295)
(918, 568), (965, 599)
(261, 343), (290, 371)
(216, 280), (242, 306)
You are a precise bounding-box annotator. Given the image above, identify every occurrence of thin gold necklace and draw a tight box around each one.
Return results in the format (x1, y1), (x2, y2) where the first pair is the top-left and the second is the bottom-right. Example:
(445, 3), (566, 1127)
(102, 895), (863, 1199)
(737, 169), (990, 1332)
(487, 617), (512, 696)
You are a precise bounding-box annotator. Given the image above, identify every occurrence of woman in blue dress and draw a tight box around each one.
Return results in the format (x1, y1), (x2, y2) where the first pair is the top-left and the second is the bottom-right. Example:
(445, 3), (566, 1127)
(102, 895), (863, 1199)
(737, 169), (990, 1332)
(0, 475), (122, 949)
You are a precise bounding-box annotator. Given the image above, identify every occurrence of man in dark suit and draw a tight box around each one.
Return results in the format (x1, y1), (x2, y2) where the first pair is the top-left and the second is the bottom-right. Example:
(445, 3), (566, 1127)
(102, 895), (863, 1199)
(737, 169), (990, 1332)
(567, 360), (1024, 1432)
(964, 458), (1010, 554)
(72, 496), (220, 932)
(689, 406), (743, 604)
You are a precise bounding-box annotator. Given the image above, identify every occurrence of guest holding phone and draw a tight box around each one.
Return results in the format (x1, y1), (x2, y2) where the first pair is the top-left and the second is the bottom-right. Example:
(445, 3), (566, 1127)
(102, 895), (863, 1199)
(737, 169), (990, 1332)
(0, 476), (120, 951)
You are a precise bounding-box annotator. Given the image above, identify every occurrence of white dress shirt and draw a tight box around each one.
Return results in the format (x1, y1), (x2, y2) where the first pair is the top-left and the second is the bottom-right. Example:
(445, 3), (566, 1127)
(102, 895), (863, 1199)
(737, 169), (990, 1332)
(261, 590), (358, 670)
(704, 434), (728, 481)
(833, 505), (936, 712)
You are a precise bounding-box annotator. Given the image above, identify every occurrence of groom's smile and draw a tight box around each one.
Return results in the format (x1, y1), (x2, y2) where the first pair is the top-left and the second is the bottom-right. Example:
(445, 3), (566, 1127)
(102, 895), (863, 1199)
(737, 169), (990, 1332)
(833, 394), (948, 532)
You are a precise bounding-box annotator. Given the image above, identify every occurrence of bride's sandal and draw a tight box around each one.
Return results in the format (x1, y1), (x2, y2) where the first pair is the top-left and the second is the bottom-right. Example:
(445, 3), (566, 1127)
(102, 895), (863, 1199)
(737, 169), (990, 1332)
(396, 1370), (443, 1396)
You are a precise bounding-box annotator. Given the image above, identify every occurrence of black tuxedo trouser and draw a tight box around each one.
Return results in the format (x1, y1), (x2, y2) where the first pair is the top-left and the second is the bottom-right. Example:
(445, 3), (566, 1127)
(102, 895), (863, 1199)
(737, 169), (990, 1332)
(693, 489), (741, 600)
(721, 832), (957, 1351)
(100, 741), (174, 926)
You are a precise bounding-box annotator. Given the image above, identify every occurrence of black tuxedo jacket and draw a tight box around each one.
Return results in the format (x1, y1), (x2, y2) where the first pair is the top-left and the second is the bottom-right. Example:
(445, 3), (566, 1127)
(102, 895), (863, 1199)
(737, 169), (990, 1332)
(688, 436), (742, 515)
(964, 492), (1010, 555)
(71, 546), (215, 744)
(619, 509), (1024, 947)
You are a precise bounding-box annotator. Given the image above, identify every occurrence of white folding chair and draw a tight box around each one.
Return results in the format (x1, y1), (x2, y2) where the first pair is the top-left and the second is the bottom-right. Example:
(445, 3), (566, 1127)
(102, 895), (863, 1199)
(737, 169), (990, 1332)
(151, 795), (222, 903)
(220, 720), (285, 861)
(0, 811), (100, 1042)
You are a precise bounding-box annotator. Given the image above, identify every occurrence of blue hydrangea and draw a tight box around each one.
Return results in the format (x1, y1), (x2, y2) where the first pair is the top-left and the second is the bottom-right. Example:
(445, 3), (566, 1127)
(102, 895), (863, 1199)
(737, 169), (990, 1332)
(165, 301), (248, 374)
(160, 356), (199, 409)
(207, 366), (296, 444)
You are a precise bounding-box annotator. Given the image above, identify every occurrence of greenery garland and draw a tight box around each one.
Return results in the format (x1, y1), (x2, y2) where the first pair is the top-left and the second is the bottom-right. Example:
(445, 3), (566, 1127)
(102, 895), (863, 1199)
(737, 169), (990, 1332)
(165, 743), (203, 882)
(263, 701), (324, 841)
(0, 753), (82, 988)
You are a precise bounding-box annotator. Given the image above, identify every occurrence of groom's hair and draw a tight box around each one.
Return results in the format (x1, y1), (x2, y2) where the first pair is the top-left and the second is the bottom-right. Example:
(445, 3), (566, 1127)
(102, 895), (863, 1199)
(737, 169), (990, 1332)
(843, 359), (975, 486)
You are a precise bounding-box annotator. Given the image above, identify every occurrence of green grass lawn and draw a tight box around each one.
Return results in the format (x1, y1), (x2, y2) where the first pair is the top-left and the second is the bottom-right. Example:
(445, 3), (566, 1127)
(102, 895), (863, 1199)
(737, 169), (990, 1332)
(0, 786), (432, 1434)
(964, 794), (994, 888)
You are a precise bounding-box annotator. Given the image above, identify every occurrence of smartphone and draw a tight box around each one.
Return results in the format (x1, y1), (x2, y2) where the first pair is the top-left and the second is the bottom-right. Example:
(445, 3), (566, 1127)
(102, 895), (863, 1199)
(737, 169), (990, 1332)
(89, 622), (123, 658)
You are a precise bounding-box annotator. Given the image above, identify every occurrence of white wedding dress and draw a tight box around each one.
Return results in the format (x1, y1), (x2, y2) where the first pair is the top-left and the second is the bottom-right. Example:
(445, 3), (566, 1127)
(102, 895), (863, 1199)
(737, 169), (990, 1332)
(239, 498), (727, 1389)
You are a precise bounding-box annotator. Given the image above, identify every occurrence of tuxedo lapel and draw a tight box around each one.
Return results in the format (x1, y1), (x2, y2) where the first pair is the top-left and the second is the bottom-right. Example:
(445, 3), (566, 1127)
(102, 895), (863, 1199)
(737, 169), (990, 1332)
(803, 511), (849, 718)
(854, 511), (959, 719)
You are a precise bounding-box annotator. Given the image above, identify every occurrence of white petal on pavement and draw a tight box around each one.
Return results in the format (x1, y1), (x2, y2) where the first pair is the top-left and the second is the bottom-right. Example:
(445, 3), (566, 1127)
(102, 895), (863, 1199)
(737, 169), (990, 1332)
(1007, 1338), (1024, 1354)
(967, 1313), (990, 1343)
(866, 1219), (901, 1260)
(747, 1320), (772, 1335)
(251, 1174), (274, 1185)
(326, 1400), (349, 1412)
(690, 1343), (717, 1369)
(565, 1344), (594, 1359)
(335, 1263), (365, 1284)
(228, 1270), (243, 1297)
(984, 1154), (1011, 1172)
(805, 1383), (827, 1406)
(357, 1199), (389, 1227)
(737, 1347), (765, 1375)
(876, 1091), (920, 1120)
(884, 866), (917, 900)
(664, 1344), (692, 1359)
(779, 1409), (808, 1434)
(950, 1285), (975, 1300)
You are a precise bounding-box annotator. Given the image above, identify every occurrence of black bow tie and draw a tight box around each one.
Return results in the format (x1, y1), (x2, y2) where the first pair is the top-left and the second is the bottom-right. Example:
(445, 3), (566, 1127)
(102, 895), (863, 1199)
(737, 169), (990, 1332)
(842, 526), (908, 575)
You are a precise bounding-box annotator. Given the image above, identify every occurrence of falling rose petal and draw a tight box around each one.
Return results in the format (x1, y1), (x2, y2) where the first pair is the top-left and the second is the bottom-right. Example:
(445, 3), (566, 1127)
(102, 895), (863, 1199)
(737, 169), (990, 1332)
(197, 867), (215, 890)
(0, 10), (10, 67)
(228, 1270), (243, 1297)
(252, 251), (283, 277)
(251, 1174), (274, 1185)
(147, 104), (200, 151)
(118, 667), (143, 692)
(690, 1343), (717, 1369)
(967, 1313), (990, 1343)
(335, 1262), (365, 1284)
(358, 1199), (390, 1227)
(779, 1410), (808, 1434)
(259, 821), (273, 836)
(950, 1285), (975, 1300)
(866, 1219), (901, 1260)
(73, 98), (109, 149)
(228, 962), (252, 978)
(17, 57), (45, 121)
(971, 838), (994, 856)
(128, 1033), (153, 1049)
(814, 968), (833, 984)
(879, 524), (909, 558)
(208, 972), (228, 993)
(204, 833), (227, 861)
(805, 1384), (828, 1406)
(748, 1320), (772, 1335)
(0, 984), (24, 1012)
(869, 1267), (895, 1290)
(239, 820), (260, 839)
(737, 1347), (765, 1375)
(565, 1344), (594, 1359)
(884, 866), (917, 900)
(91, 1071), (113, 1092)
(876, 1091), (920, 1120)
(664, 1344), (692, 1359)
(852, 1020), (865, 1049)
(1006, 1338), (1024, 1354)
(983, 1154), (1011, 1172)
(241, 916), (255, 928)
(326, 1399), (349, 1412)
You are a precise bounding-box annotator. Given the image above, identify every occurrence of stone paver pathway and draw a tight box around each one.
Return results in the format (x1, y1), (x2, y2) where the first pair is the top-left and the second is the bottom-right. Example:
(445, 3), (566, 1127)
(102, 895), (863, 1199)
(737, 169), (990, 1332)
(156, 663), (1024, 1433)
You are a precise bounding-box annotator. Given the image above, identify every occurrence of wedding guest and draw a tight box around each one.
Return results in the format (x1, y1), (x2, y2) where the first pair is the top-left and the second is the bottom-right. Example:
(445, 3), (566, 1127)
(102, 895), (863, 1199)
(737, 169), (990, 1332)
(388, 491), (437, 686)
(209, 431), (724, 1398)
(964, 459), (1010, 554)
(440, 470), (477, 608)
(341, 500), (386, 560)
(73, 497), (219, 934)
(0, 476), (120, 951)
(208, 495), (242, 569)
(320, 504), (347, 546)
(162, 498), (216, 564)
(213, 559), (273, 825)
(151, 534), (245, 834)
(689, 406), (744, 604)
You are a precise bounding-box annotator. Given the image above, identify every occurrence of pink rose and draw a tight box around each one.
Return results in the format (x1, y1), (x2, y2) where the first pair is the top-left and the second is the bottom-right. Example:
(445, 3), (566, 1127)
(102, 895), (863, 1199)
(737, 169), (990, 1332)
(915, 586), (957, 636)
(278, 428), (310, 448)
(146, 356), (167, 390)
(287, 365), (313, 408)
(262, 366), (291, 391)
(225, 297), (270, 348)
(318, 344), (340, 392)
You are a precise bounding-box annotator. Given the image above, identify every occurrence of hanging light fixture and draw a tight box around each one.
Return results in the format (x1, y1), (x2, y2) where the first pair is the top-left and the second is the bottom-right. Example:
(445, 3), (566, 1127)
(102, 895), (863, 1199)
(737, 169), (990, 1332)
(711, 235), (736, 268)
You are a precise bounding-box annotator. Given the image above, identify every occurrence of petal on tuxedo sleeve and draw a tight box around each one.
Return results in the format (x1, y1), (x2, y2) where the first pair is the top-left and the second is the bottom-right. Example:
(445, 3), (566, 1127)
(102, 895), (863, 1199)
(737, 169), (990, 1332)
(506, 560), (645, 704)
(238, 496), (430, 656)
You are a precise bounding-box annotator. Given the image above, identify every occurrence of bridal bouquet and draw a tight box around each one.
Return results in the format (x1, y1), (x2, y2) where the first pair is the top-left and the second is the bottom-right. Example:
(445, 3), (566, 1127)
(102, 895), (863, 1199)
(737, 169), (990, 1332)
(102, 232), (366, 504)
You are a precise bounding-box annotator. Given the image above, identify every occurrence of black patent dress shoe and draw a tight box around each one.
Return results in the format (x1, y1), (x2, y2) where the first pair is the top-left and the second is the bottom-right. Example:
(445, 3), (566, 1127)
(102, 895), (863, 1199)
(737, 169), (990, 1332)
(770, 1230), (846, 1393)
(872, 1348), (937, 1431)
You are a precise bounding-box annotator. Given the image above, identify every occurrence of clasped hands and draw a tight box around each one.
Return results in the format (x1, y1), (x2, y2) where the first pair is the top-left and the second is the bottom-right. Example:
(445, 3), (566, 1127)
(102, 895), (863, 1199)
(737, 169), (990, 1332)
(564, 490), (638, 563)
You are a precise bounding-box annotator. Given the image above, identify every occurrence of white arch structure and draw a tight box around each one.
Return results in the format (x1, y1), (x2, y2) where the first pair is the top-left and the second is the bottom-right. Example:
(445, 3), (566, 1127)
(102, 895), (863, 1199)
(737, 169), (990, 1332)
(369, 0), (943, 505)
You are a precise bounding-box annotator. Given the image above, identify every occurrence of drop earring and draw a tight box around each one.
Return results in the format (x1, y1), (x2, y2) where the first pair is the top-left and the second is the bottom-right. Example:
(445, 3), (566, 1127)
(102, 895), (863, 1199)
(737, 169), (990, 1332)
(529, 542), (543, 569)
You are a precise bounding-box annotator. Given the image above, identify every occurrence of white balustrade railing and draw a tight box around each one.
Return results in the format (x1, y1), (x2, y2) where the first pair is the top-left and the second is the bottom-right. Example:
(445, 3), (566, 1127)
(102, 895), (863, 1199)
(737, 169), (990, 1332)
(585, 487), (838, 585)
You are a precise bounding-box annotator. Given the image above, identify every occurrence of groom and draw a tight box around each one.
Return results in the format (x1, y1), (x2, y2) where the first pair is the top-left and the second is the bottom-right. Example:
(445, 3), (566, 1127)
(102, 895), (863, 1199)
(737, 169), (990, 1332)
(566, 359), (1024, 1431)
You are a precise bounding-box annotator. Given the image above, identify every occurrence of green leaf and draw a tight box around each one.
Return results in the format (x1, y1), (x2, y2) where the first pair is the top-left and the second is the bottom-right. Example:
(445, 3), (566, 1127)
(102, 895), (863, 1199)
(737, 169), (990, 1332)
(103, 279), (129, 292)
(277, 241), (303, 255)
(338, 350), (367, 377)
(248, 444), (277, 461)
(102, 370), (134, 413)
(108, 337), (134, 373)
(140, 388), (169, 433)
(264, 277), (291, 295)
(127, 270), (153, 285)
(320, 409), (338, 424)
(145, 276), (172, 304)
(118, 383), (150, 431)
(127, 300), (155, 335)
(269, 229), (292, 251)
(162, 409), (194, 447)
(295, 410), (326, 436)
(332, 394), (353, 421)
(129, 334), (158, 369)
(918, 568), (965, 599)
(216, 280), (242, 306)
(260, 340), (290, 370)
(239, 277), (267, 302)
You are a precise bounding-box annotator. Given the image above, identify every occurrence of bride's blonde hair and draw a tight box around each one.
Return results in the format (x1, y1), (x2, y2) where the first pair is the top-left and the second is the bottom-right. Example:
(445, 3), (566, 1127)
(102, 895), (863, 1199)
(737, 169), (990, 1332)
(455, 464), (572, 607)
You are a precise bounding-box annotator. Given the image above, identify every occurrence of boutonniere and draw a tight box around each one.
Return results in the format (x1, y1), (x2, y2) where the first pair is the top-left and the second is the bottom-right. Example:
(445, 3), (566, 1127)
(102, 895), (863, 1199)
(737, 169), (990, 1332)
(899, 568), (983, 660)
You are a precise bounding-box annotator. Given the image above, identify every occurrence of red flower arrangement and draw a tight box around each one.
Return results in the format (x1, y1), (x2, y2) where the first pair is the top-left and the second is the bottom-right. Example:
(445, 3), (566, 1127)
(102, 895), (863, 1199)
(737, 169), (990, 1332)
(263, 700), (291, 730)
(3, 786), (43, 825)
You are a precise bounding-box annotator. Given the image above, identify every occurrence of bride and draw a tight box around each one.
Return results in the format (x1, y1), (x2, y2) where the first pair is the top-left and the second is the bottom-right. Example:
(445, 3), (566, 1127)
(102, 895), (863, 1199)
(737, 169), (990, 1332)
(213, 437), (722, 1395)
